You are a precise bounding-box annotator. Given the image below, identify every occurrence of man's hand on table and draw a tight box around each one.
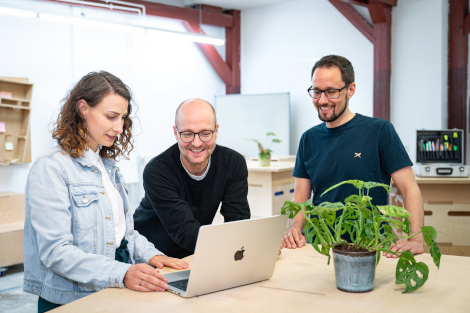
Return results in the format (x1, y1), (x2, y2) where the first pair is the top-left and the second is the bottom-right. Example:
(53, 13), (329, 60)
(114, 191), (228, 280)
(383, 239), (424, 258)
(150, 255), (189, 270)
(282, 227), (307, 249)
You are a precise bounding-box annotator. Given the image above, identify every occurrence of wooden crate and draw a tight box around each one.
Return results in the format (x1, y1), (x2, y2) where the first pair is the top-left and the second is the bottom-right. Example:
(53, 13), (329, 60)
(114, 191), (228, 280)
(0, 77), (33, 165)
(0, 192), (25, 267)
(0, 222), (23, 267)
(0, 191), (25, 225)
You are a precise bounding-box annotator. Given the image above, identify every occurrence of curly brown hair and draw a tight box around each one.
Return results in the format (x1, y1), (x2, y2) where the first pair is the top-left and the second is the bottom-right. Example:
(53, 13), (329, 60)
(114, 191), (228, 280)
(52, 71), (134, 160)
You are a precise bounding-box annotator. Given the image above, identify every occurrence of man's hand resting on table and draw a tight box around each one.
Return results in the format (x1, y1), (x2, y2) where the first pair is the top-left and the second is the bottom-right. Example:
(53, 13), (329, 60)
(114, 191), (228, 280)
(282, 227), (307, 249)
(149, 255), (189, 270)
(383, 239), (424, 258)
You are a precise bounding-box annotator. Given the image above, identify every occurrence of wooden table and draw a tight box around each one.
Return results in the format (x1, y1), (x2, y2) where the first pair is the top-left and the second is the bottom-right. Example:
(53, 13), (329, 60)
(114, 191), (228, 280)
(246, 161), (295, 217)
(51, 245), (470, 313)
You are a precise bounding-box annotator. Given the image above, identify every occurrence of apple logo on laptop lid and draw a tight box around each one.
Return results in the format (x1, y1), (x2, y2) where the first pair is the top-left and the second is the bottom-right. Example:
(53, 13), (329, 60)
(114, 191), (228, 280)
(234, 246), (245, 261)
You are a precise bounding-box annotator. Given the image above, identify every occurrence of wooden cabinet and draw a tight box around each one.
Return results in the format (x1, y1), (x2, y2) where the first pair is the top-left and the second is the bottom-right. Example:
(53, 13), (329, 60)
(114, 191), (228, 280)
(391, 176), (470, 256)
(0, 77), (33, 165)
(246, 161), (295, 217)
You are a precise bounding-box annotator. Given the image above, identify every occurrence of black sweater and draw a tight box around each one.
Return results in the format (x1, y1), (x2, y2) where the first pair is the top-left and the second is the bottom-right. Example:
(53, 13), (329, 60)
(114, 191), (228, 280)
(134, 143), (251, 258)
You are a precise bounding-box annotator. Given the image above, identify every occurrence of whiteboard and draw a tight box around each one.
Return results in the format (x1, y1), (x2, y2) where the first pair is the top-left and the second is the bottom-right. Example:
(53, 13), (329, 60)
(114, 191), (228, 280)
(215, 93), (290, 160)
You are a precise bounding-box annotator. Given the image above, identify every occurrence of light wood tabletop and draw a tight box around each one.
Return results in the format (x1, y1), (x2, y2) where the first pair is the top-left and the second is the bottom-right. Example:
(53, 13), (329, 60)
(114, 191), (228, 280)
(245, 160), (295, 172)
(51, 245), (470, 313)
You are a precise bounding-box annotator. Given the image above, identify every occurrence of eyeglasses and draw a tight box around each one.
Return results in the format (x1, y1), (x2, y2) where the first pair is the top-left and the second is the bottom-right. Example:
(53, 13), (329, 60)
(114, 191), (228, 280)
(176, 127), (216, 143)
(307, 84), (350, 99)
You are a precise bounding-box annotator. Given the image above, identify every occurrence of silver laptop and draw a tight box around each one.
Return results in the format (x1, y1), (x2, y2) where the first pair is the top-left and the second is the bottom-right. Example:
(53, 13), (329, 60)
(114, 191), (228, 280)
(164, 215), (288, 298)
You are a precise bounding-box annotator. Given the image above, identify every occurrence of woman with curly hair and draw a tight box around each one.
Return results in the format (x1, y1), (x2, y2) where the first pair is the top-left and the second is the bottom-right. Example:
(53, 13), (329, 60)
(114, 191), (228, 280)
(22, 71), (188, 313)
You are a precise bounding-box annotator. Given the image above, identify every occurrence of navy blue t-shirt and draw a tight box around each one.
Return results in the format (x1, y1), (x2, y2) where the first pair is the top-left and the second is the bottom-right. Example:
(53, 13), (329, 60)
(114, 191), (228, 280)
(294, 113), (412, 211)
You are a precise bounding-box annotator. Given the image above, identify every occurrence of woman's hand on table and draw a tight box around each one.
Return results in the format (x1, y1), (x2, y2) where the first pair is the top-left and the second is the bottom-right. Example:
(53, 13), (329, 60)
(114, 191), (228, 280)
(124, 263), (169, 292)
(150, 255), (189, 270)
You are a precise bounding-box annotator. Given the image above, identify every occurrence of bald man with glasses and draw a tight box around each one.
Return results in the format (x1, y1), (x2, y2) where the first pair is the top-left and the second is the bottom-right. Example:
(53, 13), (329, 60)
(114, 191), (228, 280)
(134, 98), (250, 259)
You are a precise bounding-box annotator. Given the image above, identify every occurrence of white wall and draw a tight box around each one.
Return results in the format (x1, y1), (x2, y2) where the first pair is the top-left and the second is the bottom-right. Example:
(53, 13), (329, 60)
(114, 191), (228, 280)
(0, 0), (225, 196)
(391, 0), (448, 164)
(241, 0), (449, 165)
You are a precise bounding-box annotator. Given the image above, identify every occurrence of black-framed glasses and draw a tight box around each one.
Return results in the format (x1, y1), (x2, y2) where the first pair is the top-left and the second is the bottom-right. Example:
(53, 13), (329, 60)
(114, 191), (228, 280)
(307, 84), (350, 99)
(176, 127), (216, 143)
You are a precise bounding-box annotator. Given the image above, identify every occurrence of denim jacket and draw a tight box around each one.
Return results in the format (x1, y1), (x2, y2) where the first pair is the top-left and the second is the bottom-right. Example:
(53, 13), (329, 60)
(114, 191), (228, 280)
(23, 146), (164, 304)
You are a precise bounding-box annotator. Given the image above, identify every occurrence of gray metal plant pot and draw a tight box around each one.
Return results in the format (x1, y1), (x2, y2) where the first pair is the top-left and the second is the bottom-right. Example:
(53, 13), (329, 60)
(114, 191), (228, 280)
(332, 247), (377, 293)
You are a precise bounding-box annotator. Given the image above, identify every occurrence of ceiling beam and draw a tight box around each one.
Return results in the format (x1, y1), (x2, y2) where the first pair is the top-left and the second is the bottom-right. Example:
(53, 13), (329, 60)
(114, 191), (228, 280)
(330, 0), (395, 121)
(448, 0), (468, 162)
(183, 21), (233, 86)
(464, 11), (470, 36)
(368, 2), (388, 24)
(330, 0), (374, 43)
(337, 0), (397, 6)
(41, 0), (241, 94)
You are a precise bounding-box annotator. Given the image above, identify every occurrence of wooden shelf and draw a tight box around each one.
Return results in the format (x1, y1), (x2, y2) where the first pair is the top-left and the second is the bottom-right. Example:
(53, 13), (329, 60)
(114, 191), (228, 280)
(0, 77), (33, 164)
(0, 221), (24, 233)
(0, 103), (31, 110)
(0, 77), (33, 86)
(0, 96), (30, 103)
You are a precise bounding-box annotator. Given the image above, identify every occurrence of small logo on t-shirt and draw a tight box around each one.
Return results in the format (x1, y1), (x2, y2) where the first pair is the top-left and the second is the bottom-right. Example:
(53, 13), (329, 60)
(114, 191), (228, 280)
(354, 152), (361, 158)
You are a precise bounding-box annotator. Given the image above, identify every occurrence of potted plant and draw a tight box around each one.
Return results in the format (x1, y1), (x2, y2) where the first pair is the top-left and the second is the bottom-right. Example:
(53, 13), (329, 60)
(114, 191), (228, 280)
(281, 180), (441, 293)
(249, 132), (281, 166)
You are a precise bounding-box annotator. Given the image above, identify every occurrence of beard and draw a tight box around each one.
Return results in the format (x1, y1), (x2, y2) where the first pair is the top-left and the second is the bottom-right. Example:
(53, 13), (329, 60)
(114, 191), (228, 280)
(318, 94), (349, 123)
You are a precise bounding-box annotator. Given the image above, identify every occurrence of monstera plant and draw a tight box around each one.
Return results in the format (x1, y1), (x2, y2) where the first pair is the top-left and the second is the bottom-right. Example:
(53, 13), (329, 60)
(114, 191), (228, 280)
(281, 180), (441, 293)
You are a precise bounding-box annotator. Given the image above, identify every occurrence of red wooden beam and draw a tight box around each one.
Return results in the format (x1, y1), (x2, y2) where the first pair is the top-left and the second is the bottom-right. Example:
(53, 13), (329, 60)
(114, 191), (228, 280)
(330, 0), (394, 121)
(41, 0), (241, 94)
(371, 4), (391, 121)
(368, 2), (388, 24)
(338, 0), (397, 6)
(329, 0), (374, 43)
(448, 0), (468, 162)
(224, 10), (241, 94)
(464, 12), (470, 36)
(183, 21), (233, 86)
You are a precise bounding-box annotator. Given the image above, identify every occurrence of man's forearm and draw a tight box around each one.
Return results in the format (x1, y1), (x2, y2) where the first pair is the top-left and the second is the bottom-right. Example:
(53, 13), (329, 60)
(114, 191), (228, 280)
(403, 186), (424, 243)
(290, 209), (307, 231)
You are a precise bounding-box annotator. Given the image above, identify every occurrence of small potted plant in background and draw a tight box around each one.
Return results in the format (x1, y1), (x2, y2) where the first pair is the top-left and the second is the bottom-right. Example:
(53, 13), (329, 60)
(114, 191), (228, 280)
(281, 180), (441, 293)
(249, 132), (281, 166)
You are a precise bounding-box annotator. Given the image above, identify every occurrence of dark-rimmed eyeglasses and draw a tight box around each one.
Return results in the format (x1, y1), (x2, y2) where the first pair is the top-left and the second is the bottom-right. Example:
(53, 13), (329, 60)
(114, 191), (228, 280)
(307, 84), (350, 99)
(176, 127), (216, 143)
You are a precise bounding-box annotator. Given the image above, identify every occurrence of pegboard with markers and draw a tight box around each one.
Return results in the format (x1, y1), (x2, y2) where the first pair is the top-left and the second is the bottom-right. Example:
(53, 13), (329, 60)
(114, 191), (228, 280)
(415, 129), (470, 177)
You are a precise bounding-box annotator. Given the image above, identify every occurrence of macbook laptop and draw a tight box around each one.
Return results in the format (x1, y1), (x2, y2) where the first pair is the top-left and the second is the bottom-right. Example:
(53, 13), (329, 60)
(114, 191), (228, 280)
(164, 214), (288, 298)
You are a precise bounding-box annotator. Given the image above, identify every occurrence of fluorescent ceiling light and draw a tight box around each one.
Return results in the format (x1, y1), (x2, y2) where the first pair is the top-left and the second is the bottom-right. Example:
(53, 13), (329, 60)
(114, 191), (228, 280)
(148, 29), (225, 46)
(0, 5), (225, 46)
(0, 7), (36, 18)
(40, 13), (145, 35)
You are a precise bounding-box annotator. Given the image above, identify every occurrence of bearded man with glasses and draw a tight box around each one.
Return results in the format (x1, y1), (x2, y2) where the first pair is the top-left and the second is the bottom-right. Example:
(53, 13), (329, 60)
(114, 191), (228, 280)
(134, 98), (250, 258)
(281, 55), (424, 259)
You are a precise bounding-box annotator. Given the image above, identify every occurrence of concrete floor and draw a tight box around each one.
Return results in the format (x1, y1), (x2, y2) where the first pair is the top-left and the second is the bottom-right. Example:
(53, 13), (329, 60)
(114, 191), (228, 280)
(0, 264), (37, 313)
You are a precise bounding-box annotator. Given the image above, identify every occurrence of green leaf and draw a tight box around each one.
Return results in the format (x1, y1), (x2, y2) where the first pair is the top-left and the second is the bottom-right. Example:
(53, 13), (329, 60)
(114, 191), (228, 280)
(422, 226), (437, 243)
(377, 205), (412, 218)
(281, 199), (313, 218)
(321, 180), (364, 197)
(272, 139), (281, 143)
(344, 194), (361, 204)
(422, 226), (441, 268)
(266, 132), (276, 136)
(248, 139), (260, 144)
(364, 181), (390, 193)
(395, 251), (429, 293)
